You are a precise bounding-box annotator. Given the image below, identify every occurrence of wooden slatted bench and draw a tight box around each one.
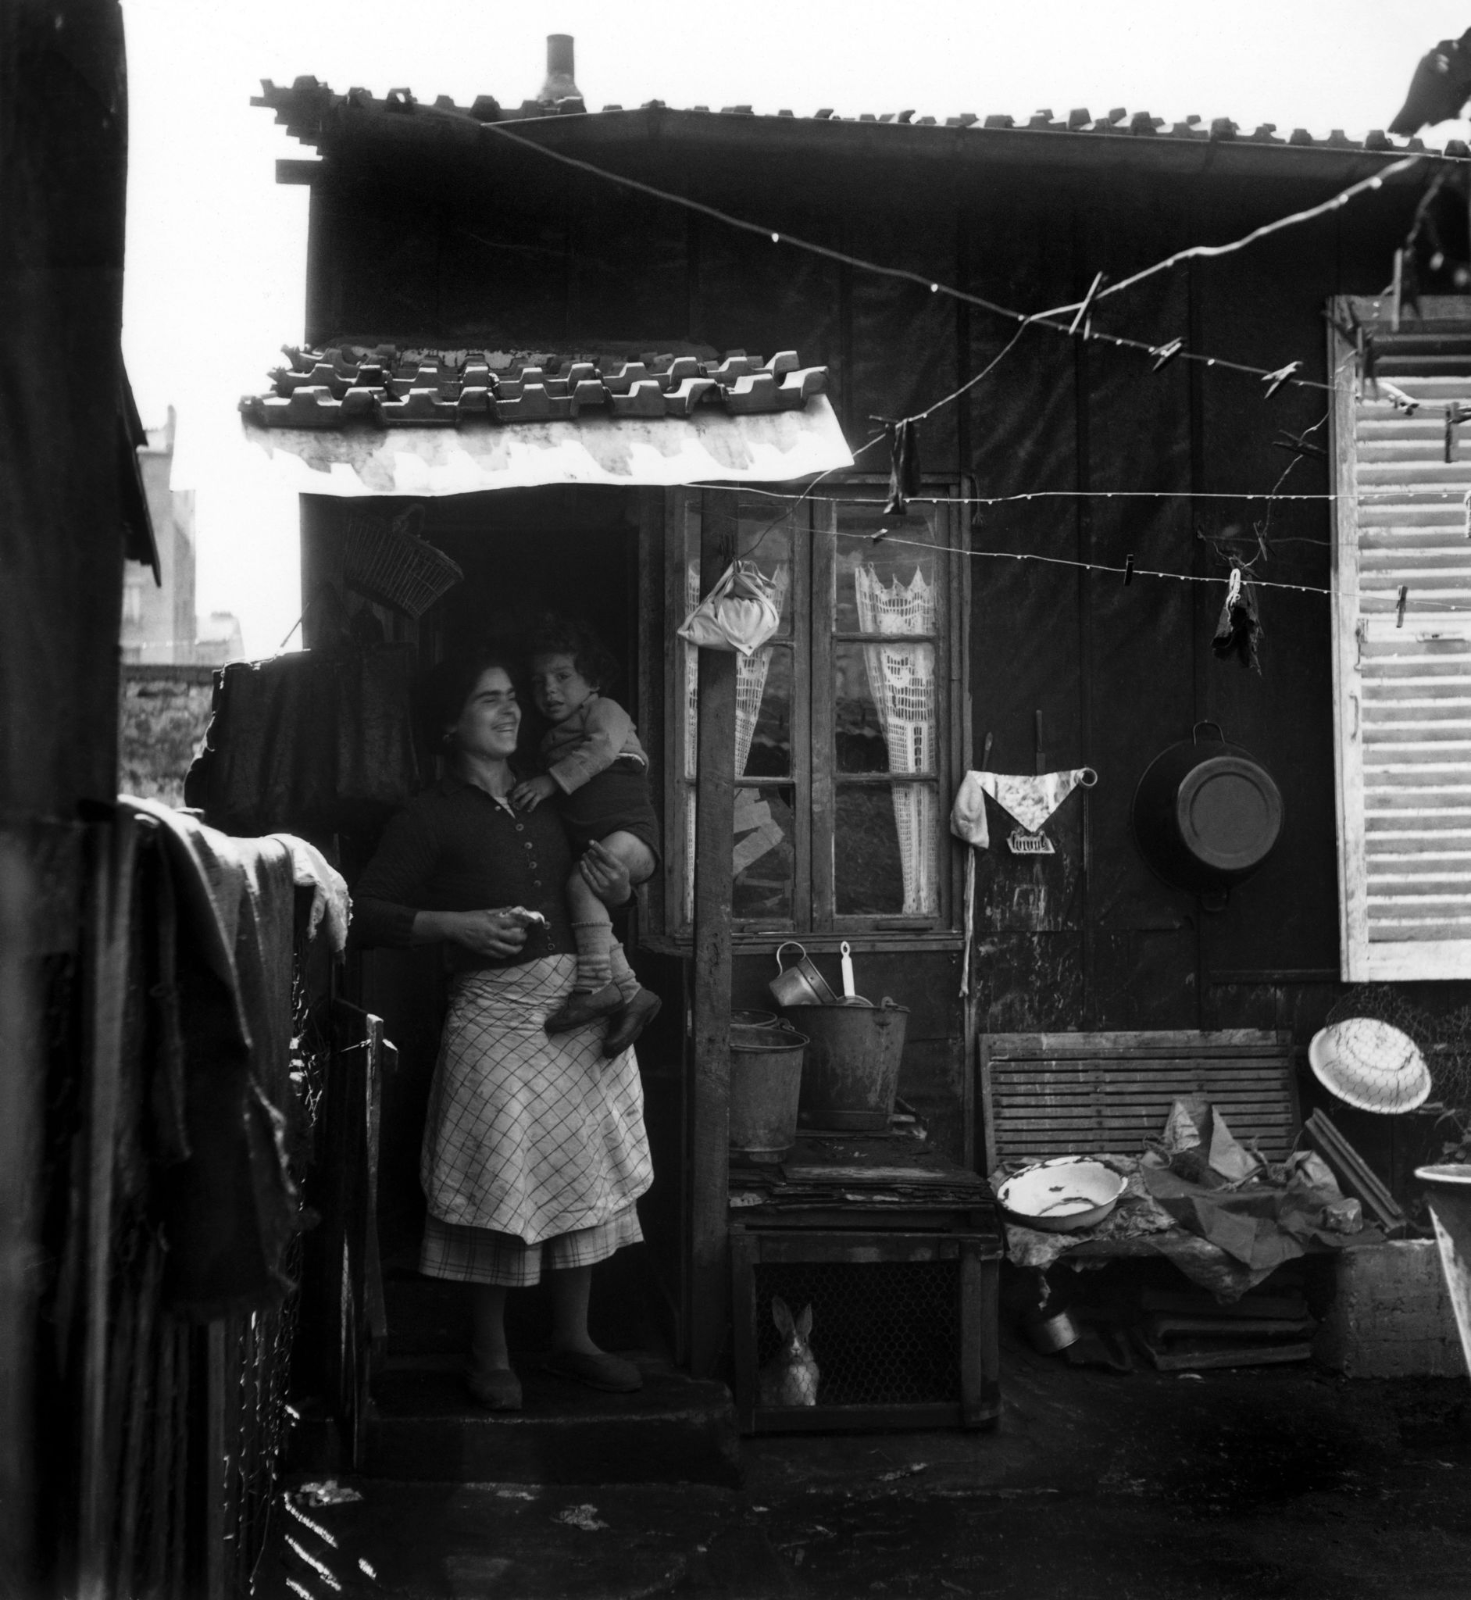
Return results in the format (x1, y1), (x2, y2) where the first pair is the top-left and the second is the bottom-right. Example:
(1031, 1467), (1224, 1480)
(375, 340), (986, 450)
(978, 1030), (1301, 1176)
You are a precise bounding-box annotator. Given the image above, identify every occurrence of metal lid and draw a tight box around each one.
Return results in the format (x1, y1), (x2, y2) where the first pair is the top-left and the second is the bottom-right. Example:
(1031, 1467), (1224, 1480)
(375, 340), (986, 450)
(1174, 755), (1282, 872)
(1308, 1018), (1431, 1114)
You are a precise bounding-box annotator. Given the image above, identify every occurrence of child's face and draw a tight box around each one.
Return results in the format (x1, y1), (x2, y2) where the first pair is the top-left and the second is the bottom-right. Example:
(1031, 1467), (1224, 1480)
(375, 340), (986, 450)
(530, 652), (596, 724)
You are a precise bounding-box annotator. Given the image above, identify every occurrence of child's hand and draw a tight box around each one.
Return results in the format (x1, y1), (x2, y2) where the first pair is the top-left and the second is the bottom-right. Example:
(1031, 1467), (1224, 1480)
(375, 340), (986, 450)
(511, 775), (558, 811)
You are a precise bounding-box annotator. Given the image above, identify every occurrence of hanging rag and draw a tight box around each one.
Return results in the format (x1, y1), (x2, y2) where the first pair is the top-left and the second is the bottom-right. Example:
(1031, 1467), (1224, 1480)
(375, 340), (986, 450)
(950, 767), (1097, 995)
(1211, 567), (1262, 672)
(883, 418), (922, 514)
(121, 798), (325, 1318)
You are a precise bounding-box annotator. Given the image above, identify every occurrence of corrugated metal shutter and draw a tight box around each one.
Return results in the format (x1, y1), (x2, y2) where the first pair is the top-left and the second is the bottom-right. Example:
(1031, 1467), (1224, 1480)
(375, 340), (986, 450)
(1330, 295), (1471, 980)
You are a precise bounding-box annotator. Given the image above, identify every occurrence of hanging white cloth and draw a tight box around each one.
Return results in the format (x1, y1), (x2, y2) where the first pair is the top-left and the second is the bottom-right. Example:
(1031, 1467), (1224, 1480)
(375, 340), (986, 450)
(949, 767), (1098, 848)
(951, 767), (1098, 996)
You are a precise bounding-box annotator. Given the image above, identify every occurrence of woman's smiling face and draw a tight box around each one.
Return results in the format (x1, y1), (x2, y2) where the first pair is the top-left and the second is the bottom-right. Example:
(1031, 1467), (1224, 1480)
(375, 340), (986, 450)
(450, 667), (521, 759)
(529, 652), (596, 725)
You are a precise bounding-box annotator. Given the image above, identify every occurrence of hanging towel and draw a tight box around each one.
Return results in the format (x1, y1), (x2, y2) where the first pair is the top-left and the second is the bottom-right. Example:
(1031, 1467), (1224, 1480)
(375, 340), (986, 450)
(950, 767), (1097, 996)
(950, 767), (1097, 846)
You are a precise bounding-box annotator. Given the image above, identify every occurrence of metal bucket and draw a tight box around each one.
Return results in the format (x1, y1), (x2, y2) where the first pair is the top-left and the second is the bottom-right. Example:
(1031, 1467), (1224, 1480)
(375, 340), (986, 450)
(782, 999), (909, 1131)
(732, 1008), (780, 1030)
(730, 1025), (808, 1161)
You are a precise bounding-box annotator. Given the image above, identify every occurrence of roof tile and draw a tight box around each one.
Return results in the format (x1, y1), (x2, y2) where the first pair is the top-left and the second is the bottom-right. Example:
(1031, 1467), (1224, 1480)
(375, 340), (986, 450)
(240, 344), (829, 430)
(250, 78), (1451, 160)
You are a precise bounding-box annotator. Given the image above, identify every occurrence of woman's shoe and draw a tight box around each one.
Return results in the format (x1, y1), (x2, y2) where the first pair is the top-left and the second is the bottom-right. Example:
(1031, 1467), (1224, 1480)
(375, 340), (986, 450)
(542, 1348), (643, 1393)
(466, 1366), (523, 1411)
(545, 983), (622, 1034)
(602, 989), (662, 1057)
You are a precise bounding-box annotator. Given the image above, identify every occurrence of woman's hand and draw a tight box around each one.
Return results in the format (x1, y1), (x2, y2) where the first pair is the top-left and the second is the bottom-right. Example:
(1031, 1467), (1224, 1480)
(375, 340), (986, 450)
(414, 908), (529, 958)
(579, 839), (632, 907)
(510, 775), (558, 812)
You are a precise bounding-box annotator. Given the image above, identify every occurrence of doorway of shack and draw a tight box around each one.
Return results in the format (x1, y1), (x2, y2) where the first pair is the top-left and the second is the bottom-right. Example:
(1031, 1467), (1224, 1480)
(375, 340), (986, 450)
(322, 483), (694, 1389)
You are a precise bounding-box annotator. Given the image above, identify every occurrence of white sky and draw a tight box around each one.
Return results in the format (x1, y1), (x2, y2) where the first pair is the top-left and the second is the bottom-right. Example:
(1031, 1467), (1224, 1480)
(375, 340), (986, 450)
(120, 0), (1471, 655)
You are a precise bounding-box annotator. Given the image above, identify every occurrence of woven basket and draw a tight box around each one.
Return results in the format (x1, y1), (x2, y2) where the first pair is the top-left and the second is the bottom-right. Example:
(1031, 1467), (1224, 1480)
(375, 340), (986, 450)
(343, 506), (463, 619)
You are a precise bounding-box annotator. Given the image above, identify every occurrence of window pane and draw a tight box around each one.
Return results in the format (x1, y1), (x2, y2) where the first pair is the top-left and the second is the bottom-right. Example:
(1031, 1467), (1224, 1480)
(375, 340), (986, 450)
(739, 646), (790, 777)
(683, 784), (797, 925)
(835, 506), (941, 635)
(734, 784), (795, 920)
(835, 783), (940, 917)
(835, 642), (936, 776)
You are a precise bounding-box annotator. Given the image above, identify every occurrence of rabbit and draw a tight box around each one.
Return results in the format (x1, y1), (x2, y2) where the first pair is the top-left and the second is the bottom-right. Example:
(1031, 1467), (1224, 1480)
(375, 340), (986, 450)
(758, 1296), (819, 1407)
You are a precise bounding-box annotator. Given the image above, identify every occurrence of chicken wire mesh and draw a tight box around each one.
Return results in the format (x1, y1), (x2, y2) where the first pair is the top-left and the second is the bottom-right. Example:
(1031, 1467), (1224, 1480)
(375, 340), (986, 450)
(752, 1258), (961, 1407)
(1325, 986), (1471, 1116)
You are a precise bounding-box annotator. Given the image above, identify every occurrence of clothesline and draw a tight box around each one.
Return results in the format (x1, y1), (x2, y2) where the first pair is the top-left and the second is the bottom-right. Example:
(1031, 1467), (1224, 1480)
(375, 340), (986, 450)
(853, 529), (1471, 610)
(471, 113), (1423, 406)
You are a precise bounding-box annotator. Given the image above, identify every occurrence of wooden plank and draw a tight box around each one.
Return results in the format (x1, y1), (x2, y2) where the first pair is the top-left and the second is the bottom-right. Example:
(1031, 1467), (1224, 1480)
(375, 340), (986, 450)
(753, 1402), (962, 1432)
(983, 1029), (1289, 1052)
(729, 1228), (758, 1434)
(77, 813), (143, 1600)
(752, 1230), (966, 1265)
(809, 495), (836, 930)
(689, 494), (738, 1378)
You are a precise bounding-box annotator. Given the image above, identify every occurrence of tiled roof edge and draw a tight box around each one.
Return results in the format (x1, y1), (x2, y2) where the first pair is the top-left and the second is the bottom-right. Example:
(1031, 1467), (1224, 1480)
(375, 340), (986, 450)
(238, 344), (828, 427)
(250, 77), (1449, 159)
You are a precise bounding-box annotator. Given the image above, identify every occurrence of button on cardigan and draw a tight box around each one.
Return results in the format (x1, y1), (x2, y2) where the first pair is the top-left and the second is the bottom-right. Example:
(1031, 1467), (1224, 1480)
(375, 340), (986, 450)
(351, 773), (576, 972)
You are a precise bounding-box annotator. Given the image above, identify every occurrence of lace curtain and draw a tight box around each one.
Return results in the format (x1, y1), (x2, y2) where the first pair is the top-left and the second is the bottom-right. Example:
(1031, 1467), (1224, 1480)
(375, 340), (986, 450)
(683, 561), (791, 918)
(852, 564), (938, 915)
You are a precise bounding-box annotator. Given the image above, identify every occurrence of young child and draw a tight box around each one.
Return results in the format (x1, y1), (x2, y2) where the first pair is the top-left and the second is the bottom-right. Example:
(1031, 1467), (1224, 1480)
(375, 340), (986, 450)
(510, 617), (662, 1049)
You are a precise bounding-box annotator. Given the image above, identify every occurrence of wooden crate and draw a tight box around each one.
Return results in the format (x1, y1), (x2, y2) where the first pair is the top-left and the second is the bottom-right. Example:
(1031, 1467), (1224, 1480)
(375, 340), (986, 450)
(730, 1225), (1000, 1433)
(978, 1029), (1300, 1173)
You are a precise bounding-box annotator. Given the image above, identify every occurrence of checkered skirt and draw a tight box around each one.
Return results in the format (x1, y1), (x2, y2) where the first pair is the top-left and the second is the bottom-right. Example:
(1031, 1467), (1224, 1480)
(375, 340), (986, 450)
(421, 956), (653, 1245)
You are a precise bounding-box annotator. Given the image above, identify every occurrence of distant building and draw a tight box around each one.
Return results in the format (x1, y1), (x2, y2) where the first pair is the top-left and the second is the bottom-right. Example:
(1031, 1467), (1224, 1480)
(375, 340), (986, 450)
(120, 407), (244, 665)
(194, 609), (246, 664)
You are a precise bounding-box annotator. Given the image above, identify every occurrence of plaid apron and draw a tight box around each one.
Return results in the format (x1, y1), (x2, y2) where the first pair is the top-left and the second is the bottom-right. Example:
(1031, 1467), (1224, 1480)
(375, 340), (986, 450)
(421, 955), (652, 1245)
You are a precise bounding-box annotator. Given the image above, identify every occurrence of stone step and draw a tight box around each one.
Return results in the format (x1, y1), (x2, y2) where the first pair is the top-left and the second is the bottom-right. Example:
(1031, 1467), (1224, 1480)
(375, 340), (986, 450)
(292, 1355), (741, 1487)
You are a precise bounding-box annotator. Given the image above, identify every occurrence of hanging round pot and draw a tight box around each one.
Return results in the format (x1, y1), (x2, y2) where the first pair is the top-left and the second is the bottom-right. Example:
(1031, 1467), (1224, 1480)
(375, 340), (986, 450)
(1131, 722), (1283, 910)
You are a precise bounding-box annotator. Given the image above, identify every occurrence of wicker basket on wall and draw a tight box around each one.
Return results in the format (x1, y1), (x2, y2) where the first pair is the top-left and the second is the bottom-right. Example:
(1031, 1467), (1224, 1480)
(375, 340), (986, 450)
(343, 504), (464, 619)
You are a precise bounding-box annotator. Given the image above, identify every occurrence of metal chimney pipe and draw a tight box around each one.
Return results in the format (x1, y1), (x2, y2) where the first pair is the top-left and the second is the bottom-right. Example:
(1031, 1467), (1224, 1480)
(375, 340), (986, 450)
(539, 34), (581, 104)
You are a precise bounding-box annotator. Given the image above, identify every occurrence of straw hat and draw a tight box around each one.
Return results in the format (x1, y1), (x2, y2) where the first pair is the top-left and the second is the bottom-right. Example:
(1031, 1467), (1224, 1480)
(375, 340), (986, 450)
(1308, 1018), (1431, 1114)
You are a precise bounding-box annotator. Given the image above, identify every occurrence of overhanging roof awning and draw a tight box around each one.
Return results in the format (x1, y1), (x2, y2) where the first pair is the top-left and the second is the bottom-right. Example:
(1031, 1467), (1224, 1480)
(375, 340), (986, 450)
(240, 394), (853, 495)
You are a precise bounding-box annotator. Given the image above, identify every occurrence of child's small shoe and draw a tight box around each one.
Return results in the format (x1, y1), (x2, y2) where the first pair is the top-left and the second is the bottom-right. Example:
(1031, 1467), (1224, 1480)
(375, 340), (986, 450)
(603, 989), (662, 1058)
(545, 983), (623, 1034)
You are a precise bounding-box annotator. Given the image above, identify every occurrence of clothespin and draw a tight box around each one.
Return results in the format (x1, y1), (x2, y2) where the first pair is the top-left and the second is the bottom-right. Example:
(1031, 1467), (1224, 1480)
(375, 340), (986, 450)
(1379, 380), (1420, 417)
(1068, 272), (1106, 339)
(1392, 248), (1405, 333)
(1123, 553), (1135, 587)
(1261, 362), (1300, 399)
(1149, 337), (1183, 371)
(1225, 566), (1243, 612)
(1446, 402), (1471, 463)
(1270, 428), (1328, 462)
(870, 528), (888, 545)
(1396, 585), (1409, 628)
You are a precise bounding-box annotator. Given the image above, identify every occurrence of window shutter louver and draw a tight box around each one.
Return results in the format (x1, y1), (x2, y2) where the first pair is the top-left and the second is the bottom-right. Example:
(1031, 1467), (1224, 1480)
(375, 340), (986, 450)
(1330, 296), (1471, 980)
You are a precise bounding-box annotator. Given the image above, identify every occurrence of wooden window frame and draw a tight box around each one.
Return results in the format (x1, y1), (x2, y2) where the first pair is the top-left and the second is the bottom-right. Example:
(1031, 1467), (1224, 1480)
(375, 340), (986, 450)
(649, 477), (971, 953)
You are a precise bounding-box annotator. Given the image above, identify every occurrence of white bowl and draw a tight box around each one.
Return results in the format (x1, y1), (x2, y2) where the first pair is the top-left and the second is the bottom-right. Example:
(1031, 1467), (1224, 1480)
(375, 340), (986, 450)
(998, 1158), (1127, 1233)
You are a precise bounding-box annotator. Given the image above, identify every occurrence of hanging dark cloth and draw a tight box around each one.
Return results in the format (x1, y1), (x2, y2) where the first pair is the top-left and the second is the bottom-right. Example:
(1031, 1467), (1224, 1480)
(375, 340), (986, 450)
(120, 799), (305, 1319)
(1211, 569), (1263, 673)
(884, 418), (922, 514)
(185, 643), (420, 846)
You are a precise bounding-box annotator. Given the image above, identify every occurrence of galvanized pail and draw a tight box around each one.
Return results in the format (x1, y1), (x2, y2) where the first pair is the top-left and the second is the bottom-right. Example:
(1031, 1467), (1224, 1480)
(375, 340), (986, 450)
(781, 998), (909, 1131)
(729, 1025), (809, 1161)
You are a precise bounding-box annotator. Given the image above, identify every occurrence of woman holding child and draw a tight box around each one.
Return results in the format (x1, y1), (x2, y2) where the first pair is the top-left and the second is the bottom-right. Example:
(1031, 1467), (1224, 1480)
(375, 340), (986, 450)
(352, 625), (660, 1412)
